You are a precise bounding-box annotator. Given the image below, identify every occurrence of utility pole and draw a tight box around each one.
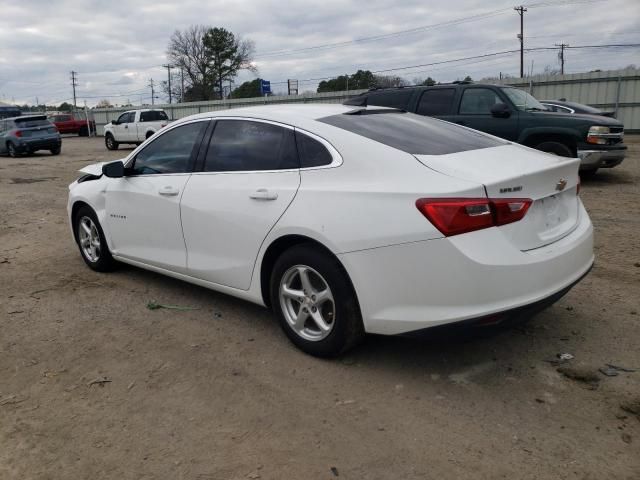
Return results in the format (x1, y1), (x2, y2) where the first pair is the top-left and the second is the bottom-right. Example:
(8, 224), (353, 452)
(514, 6), (527, 78)
(162, 64), (173, 103)
(556, 43), (569, 75)
(149, 78), (155, 105)
(70, 71), (78, 109)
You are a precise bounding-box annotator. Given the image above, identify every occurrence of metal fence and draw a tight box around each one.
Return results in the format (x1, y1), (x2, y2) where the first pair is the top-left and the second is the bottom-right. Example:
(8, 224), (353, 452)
(92, 67), (640, 134)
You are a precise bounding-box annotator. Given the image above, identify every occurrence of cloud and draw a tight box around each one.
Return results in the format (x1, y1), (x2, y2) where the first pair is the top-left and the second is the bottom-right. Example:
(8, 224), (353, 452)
(0, 0), (638, 106)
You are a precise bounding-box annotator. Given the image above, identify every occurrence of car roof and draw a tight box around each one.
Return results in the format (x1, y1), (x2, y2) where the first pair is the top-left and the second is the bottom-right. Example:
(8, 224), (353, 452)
(5, 115), (48, 121)
(179, 104), (357, 125)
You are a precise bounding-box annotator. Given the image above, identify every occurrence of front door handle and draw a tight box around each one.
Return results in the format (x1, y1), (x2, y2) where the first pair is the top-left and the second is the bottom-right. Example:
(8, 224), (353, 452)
(249, 188), (278, 201)
(158, 186), (180, 196)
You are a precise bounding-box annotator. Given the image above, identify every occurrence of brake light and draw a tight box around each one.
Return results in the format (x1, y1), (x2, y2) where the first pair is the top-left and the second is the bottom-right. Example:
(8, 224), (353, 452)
(416, 197), (532, 236)
(14, 130), (22, 138)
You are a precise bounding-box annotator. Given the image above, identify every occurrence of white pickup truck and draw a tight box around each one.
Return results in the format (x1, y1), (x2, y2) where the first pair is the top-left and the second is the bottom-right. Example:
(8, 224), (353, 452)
(104, 109), (169, 150)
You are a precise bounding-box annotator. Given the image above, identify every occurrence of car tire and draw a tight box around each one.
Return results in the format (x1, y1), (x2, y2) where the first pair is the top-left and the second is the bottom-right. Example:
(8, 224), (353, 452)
(79, 126), (88, 137)
(50, 146), (61, 155)
(105, 133), (119, 150)
(534, 141), (573, 157)
(580, 168), (599, 180)
(270, 244), (364, 357)
(73, 206), (116, 272)
(7, 142), (18, 158)
(146, 131), (154, 140)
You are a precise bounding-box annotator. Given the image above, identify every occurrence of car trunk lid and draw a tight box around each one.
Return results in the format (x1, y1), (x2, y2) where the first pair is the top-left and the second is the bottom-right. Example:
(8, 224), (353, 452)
(415, 144), (581, 250)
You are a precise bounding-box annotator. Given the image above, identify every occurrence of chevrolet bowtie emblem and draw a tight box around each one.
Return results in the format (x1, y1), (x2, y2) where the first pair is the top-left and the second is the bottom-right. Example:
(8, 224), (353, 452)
(555, 178), (567, 191)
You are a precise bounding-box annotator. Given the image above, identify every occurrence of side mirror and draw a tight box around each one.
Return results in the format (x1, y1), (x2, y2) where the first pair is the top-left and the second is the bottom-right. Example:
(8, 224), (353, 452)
(490, 103), (511, 118)
(102, 161), (124, 178)
(111, 119), (119, 125)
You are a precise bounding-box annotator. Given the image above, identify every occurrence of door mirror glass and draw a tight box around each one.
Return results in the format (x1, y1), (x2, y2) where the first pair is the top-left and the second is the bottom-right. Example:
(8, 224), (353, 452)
(111, 119), (119, 125)
(490, 102), (511, 118)
(102, 161), (125, 178)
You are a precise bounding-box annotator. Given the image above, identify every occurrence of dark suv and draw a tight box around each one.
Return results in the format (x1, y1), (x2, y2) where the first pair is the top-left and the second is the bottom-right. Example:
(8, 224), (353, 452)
(0, 115), (62, 157)
(347, 83), (626, 177)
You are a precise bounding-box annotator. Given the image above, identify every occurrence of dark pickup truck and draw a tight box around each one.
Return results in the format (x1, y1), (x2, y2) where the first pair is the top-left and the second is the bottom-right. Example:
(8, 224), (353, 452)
(347, 83), (626, 177)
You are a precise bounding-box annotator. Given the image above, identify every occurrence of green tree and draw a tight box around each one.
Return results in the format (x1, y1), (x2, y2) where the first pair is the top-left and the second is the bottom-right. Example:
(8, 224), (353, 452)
(232, 79), (261, 98)
(317, 70), (376, 93)
(463, 75), (473, 82)
(58, 102), (73, 112)
(422, 77), (436, 86)
(203, 27), (256, 99)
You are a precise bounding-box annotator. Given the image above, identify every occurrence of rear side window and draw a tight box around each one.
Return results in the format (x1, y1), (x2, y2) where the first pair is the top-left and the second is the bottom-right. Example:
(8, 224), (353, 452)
(319, 110), (505, 155)
(366, 90), (413, 110)
(417, 89), (455, 116)
(132, 121), (206, 175)
(14, 118), (51, 128)
(204, 120), (298, 172)
(141, 111), (169, 122)
(295, 132), (333, 168)
(459, 88), (502, 114)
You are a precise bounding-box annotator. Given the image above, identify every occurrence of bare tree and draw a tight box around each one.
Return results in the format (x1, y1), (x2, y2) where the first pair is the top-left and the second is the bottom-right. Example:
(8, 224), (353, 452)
(373, 75), (408, 88)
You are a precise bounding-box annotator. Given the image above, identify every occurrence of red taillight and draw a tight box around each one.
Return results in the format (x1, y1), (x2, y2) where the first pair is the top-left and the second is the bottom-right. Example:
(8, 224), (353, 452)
(14, 130), (22, 138)
(416, 197), (532, 236)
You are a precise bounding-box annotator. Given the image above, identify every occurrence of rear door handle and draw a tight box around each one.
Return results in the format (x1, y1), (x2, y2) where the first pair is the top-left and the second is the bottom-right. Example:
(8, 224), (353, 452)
(158, 186), (180, 196)
(249, 188), (278, 200)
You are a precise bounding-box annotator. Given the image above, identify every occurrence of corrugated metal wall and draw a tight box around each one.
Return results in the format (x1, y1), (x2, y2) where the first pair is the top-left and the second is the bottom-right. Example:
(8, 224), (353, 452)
(92, 67), (640, 134)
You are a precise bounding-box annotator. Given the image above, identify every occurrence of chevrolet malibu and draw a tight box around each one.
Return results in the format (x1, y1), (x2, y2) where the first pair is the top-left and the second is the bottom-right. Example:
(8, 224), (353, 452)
(68, 105), (594, 356)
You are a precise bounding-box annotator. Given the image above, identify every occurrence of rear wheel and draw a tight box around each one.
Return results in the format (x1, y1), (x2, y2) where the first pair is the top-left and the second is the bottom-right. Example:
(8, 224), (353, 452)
(50, 146), (61, 155)
(78, 126), (88, 137)
(534, 141), (573, 157)
(270, 244), (364, 357)
(105, 133), (119, 150)
(74, 206), (116, 272)
(145, 131), (154, 140)
(7, 142), (18, 158)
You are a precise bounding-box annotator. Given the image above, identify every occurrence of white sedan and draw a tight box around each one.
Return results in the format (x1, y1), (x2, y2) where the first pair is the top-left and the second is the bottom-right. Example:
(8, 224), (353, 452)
(68, 104), (594, 356)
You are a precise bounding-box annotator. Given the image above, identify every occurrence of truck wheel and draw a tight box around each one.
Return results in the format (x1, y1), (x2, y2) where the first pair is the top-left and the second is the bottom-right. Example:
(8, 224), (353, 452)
(78, 126), (88, 137)
(534, 141), (573, 158)
(105, 133), (119, 151)
(580, 169), (598, 180)
(145, 131), (154, 140)
(50, 146), (61, 155)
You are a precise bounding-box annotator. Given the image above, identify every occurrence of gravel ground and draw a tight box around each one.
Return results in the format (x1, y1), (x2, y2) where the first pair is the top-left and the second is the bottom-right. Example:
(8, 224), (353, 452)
(1, 135), (639, 479)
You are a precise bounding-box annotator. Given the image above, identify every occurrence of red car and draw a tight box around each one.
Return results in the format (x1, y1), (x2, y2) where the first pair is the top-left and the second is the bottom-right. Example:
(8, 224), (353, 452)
(49, 113), (96, 136)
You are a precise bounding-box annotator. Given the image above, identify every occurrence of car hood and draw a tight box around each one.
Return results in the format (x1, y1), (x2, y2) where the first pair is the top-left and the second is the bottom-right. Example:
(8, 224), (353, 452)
(78, 162), (105, 176)
(530, 110), (623, 127)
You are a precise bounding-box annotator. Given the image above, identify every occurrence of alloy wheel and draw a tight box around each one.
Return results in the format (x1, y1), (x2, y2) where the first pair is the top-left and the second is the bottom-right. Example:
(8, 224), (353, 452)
(78, 216), (101, 263)
(279, 265), (336, 341)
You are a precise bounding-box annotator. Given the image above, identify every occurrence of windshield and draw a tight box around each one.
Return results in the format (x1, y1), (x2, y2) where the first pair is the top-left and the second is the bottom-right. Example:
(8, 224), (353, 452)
(501, 87), (547, 112)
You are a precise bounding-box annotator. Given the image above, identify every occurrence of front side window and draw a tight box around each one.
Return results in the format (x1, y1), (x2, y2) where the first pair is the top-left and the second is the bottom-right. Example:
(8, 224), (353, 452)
(204, 120), (298, 172)
(417, 89), (455, 116)
(459, 88), (503, 114)
(500, 87), (546, 112)
(130, 121), (206, 175)
(117, 112), (131, 124)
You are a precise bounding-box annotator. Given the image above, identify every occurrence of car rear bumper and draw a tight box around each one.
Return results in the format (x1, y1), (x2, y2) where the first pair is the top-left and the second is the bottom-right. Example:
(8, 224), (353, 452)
(339, 201), (594, 335)
(578, 147), (626, 170)
(15, 137), (61, 153)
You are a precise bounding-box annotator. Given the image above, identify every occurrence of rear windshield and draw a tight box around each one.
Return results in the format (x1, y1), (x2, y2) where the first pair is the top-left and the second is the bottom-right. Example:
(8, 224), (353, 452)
(318, 110), (505, 155)
(14, 118), (51, 128)
(141, 111), (168, 122)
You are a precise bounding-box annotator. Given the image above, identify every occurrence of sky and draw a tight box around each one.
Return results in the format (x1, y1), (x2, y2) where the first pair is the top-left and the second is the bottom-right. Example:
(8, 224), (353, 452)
(0, 0), (638, 107)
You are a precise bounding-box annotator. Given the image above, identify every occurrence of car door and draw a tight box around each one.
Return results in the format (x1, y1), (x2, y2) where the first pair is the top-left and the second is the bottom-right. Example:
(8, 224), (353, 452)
(451, 87), (519, 140)
(104, 119), (209, 272)
(180, 118), (301, 290)
(113, 112), (134, 141)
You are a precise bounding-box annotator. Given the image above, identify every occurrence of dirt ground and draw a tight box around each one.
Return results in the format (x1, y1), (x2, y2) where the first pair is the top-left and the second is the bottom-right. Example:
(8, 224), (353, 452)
(1, 134), (639, 480)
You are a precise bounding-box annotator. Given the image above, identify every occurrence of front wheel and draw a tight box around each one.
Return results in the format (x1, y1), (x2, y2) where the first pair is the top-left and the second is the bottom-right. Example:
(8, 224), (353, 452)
(74, 206), (116, 272)
(50, 146), (61, 155)
(270, 244), (364, 357)
(105, 133), (119, 150)
(580, 168), (599, 180)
